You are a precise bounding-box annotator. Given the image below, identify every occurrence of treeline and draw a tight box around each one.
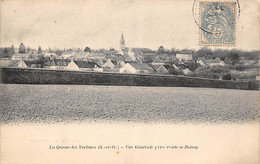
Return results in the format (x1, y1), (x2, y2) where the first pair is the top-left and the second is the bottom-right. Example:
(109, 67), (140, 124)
(132, 46), (259, 61)
(192, 47), (259, 61)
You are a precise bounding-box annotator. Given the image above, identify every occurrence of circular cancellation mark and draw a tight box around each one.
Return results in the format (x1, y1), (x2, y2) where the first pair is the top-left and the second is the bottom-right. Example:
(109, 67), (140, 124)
(192, 0), (240, 35)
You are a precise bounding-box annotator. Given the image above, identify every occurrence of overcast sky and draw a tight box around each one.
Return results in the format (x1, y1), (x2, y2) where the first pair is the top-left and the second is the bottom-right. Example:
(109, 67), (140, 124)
(1, 0), (259, 51)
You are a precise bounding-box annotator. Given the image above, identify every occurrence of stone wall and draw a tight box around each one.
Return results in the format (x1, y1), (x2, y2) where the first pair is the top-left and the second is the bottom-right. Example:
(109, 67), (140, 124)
(0, 67), (254, 90)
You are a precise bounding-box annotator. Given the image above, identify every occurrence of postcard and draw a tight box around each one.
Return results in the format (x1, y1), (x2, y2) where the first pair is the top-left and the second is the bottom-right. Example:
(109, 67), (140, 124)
(0, 0), (259, 163)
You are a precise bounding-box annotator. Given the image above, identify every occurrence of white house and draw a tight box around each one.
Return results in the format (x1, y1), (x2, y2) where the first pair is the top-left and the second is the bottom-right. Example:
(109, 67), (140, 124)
(118, 61), (126, 66)
(197, 60), (207, 67)
(120, 63), (155, 74)
(183, 68), (193, 76)
(17, 60), (28, 68)
(197, 57), (224, 67)
(172, 64), (179, 69)
(205, 58), (221, 67)
(67, 60), (103, 72)
(219, 61), (226, 66)
(176, 53), (193, 61)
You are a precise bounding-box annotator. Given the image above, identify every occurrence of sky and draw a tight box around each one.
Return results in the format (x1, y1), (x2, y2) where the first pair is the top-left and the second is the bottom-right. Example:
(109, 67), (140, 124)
(1, 0), (259, 51)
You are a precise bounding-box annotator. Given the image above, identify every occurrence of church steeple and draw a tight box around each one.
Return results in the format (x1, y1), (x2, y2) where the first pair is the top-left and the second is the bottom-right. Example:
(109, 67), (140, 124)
(120, 32), (125, 50)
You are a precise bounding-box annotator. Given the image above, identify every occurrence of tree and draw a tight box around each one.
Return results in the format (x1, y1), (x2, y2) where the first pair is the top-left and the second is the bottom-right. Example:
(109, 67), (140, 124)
(168, 67), (183, 75)
(3, 47), (8, 54)
(188, 63), (201, 72)
(28, 54), (34, 59)
(55, 49), (62, 56)
(222, 74), (232, 80)
(19, 43), (26, 53)
(35, 54), (46, 68)
(193, 47), (212, 60)
(38, 46), (42, 54)
(229, 52), (240, 65)
(84, 46), (91, 52)
(26, 46), (31, 53)
(109, 48), (115, 52)
(143, 55), (154, 63)
(10, 45), (15, 54)
(157, 46), (165, 54)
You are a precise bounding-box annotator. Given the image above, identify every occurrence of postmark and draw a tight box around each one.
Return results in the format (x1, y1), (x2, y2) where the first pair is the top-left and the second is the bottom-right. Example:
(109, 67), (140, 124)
(199, 2), (237, 46)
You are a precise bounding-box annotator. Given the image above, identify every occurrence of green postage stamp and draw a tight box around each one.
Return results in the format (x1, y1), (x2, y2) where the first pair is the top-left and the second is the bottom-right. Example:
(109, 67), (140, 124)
(199, 2), (237, 46)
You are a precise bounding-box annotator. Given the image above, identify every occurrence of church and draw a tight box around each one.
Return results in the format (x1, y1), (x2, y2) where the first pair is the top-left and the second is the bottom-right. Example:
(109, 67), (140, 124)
(119, 32), (129, 56)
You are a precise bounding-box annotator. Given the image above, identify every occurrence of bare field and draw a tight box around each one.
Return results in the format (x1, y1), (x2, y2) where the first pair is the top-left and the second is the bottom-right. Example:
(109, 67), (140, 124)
(0, 84), (259, 124)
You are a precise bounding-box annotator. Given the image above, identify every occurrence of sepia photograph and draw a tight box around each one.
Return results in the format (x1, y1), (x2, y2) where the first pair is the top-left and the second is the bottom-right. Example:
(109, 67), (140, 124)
(0, 0), (259, 163)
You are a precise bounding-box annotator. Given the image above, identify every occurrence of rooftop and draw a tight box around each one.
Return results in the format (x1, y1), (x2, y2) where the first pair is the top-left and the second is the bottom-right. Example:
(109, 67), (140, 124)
(50, 59), (71, 66)
(74, 61), (100, 68)
(129, 63), (154, 71)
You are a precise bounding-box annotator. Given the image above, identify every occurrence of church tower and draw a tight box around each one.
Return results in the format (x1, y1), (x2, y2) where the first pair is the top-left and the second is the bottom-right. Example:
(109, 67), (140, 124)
(120, 32), (125, 50)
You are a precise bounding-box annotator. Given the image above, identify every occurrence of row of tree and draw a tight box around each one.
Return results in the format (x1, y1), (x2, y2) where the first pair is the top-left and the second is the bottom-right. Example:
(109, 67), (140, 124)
(18, 43), (42, 54)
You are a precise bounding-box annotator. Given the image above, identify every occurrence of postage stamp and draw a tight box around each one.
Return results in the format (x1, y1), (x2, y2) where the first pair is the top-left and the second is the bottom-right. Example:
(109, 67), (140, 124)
(199, 2), (237, 46)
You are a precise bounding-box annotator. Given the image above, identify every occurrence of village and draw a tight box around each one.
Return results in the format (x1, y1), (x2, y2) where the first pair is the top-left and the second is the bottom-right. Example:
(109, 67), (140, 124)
(0, 33), (259, 81)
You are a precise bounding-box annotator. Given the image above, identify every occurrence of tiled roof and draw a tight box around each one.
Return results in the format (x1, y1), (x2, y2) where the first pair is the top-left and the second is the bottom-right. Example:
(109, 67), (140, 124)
(0, 59), (11, 67)
(129, 63), (155, 71)
(143, 53), (157, 56)
(163, 65), (174, 70)
(204, 58), (221, 64)
(111, 61), (117, 65)
(150, 65), (161, 70)
(50, 59), (71, 66)
(177, 50), (192, 54)
(9, 60), (20, 67)
(74, 61), (100, 68)
(22, 60), (42, 67)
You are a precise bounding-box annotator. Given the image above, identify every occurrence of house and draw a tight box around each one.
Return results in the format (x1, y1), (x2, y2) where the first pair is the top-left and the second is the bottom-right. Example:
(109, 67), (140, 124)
(197, 59), (207, 67)
(240, 60), (256, 66)
(18, 60), (41, 68)
(143, 52), (157, 56)
(0, 59), (11, 67)
(87, 59), (106, 66)
(87, 53), (106, 60)
(8, 60), (20, 67)
(176, 51), (193, 61)
(142, 53), (157, 62)
(172, 64), (179, 69)
(49, 59), (71, 70)
(125, 56), (134, 62)
(256, 74), (260, 81)
(67, 60), (103, 72)
(102, 59), (118, 69)
(44, 52), (60, 59)
(151, 62), (170, 65)
(18, 60), (28, 68)
(183, 68), (193, 76)
(120, 63), (155, 74)
(110, 65), (122, 73)
(118, 61), (126, 66)
(204, 58), (221, 66)
(11, 53), (30, 60)
(150, 64), (169, 74)
(219, 61), (227, 66)
(197, 57), (223, 67)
